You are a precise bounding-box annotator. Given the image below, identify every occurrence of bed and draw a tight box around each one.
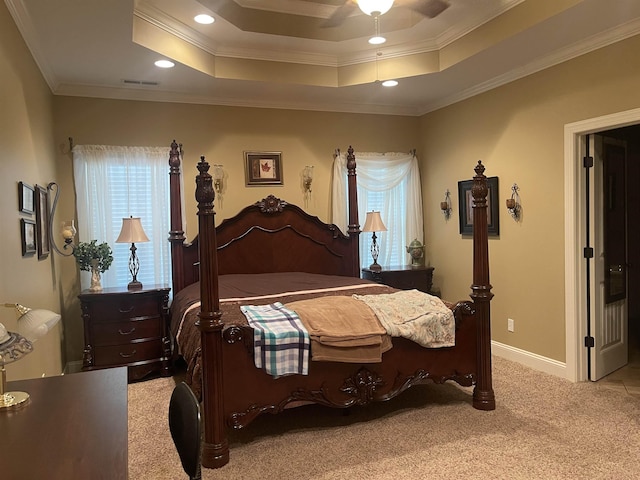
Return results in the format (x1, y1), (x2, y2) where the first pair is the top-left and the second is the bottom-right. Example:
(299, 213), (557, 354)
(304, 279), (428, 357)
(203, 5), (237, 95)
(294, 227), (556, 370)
(167, 140), (495, 469)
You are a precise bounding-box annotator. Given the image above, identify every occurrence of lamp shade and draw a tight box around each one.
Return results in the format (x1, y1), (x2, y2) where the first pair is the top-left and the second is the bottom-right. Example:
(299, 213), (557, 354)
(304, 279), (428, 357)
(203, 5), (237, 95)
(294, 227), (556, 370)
(357, 0), (394, 16)
(115, 217), (149, 244)
(17, 309), (61, 342)
(362, 211), (387, 232)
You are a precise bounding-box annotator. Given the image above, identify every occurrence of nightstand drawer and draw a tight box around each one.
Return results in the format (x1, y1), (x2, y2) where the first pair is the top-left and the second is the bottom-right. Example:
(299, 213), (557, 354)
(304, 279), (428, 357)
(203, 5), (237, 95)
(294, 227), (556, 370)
(92, 340), (164, 367)
(91, 317), (163, 346)
(84, 297), (161, 322)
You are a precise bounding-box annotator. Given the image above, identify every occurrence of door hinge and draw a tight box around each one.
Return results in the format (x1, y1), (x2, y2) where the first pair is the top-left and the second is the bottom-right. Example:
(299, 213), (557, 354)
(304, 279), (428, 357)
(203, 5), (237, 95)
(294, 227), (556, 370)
(583, 156), (594, 168)
(584, 336), (595, 348)
(583, 247), (594, 258)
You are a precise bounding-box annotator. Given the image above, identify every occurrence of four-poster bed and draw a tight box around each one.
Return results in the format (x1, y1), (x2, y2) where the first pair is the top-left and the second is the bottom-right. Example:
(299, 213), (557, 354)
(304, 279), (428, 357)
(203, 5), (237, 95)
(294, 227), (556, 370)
(167, 140), (495, 469)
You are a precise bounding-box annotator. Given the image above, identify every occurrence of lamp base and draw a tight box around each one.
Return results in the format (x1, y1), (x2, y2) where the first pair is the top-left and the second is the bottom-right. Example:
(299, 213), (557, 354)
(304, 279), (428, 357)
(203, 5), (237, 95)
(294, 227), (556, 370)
(368, 262), (382, 272)
(0, 391), (30, 410)
(127, 280), (143, 290)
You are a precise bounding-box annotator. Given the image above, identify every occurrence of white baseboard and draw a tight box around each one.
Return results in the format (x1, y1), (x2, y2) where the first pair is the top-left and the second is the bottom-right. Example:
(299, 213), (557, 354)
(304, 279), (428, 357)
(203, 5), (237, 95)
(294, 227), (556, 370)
(492, 341), (569, 380)
(64, 360), (84, 374)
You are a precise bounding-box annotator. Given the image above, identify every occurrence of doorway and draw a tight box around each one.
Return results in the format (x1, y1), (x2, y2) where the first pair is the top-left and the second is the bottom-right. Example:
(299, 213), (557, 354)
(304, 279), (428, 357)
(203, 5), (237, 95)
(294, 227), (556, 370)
(564, 108), (640, 382)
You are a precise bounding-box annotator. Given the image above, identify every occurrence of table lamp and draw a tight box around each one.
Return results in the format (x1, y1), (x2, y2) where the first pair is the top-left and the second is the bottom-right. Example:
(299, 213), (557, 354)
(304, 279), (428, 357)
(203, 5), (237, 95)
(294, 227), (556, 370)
(362, 211), (387, 272)
(116, 217), (150, 290)
(1, 303), (61, 410)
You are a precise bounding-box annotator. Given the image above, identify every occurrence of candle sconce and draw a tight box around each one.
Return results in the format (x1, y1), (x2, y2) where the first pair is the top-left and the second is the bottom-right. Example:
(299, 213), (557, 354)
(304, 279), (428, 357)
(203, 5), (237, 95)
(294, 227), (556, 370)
(47, 182), (77, 256)
(212, 164), (224, 197)
(506, 183), (521, 221)
(303, 166), (314, 195)
(440, 189), (452, 221)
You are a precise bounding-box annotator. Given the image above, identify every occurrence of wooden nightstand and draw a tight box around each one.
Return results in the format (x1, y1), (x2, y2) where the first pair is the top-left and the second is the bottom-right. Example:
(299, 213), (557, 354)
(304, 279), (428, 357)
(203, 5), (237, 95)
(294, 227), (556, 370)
(79, 285), (172, 382)
(361, 265), (435, 294)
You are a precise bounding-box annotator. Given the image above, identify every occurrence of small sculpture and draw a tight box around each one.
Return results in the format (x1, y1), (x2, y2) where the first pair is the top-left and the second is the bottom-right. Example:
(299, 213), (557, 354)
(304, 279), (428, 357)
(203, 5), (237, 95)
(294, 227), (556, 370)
(406, 239), (425, 267)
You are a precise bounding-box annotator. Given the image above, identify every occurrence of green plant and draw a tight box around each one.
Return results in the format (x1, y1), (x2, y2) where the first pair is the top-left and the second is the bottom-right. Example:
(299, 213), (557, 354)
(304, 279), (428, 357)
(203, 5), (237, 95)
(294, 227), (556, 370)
(73, 240), (114, 273)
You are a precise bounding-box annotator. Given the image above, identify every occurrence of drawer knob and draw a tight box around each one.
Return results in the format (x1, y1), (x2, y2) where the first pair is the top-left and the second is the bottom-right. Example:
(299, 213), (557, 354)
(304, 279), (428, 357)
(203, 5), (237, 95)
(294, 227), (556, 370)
(119, 350), (137, 359)
(118, 305), (135, 313)
(118, 327), (136, 336)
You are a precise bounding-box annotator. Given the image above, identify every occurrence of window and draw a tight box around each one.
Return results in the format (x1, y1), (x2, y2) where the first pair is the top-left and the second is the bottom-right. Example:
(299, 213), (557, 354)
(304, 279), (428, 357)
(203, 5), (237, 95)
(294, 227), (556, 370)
(72, 145), (172, 290)
(331, 151), (423, 268)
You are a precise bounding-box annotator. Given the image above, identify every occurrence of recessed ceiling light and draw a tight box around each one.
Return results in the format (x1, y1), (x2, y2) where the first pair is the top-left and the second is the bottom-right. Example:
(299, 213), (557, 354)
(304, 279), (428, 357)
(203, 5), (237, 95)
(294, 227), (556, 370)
(154, 60), (175, 69)
(194, 14), (214, 24)
(368, 35), (386, 45)
(382, 80), (398, 87)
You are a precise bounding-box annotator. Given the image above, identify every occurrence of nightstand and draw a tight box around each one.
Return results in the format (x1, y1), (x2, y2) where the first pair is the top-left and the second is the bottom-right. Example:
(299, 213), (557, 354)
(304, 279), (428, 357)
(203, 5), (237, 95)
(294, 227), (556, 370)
(79, 285), (172, 382)
(361, 265), (434, 294)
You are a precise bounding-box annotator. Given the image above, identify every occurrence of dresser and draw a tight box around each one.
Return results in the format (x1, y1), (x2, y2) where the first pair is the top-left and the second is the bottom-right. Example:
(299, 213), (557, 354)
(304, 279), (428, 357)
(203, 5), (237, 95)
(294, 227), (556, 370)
(79, 285), (172, 381)
(361, 265), (435, 294)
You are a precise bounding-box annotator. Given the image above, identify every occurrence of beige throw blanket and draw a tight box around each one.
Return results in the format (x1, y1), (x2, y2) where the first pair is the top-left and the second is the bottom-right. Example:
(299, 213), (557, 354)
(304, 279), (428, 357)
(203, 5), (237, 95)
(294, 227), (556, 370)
(285, 296), (392, 363)
(353, 289), (455, 348)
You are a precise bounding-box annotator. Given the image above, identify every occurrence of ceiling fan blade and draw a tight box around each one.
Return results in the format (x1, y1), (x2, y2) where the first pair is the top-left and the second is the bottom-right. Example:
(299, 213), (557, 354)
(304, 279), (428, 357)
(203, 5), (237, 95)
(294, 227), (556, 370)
(322, 1), (359, 28)
(410, 0), (450, 18)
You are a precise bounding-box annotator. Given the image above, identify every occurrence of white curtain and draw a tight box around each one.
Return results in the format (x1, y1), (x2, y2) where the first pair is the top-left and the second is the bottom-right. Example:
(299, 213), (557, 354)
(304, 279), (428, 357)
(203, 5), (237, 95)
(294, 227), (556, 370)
(331, 151), (423, 268)
(72, 145), (172, 290)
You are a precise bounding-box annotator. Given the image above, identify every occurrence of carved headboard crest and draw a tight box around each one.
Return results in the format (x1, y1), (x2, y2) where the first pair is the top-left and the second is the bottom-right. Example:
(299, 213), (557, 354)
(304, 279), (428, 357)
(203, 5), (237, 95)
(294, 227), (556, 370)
(256, 195), (288, 214)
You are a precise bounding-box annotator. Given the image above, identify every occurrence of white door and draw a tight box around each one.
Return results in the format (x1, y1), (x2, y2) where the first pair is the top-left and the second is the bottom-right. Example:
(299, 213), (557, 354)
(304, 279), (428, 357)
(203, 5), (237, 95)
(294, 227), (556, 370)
(589, 134), (628, 380)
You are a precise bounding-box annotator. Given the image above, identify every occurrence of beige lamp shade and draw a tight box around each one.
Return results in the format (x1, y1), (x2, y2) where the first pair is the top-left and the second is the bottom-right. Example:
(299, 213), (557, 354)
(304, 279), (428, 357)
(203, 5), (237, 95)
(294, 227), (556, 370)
(115, 217), (149, 244)
(362, 211), (387, 232)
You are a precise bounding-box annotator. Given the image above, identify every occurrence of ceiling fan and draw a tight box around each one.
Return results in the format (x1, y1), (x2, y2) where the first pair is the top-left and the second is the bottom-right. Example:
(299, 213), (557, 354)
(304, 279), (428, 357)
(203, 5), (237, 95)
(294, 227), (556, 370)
(323, 0), (450, 28)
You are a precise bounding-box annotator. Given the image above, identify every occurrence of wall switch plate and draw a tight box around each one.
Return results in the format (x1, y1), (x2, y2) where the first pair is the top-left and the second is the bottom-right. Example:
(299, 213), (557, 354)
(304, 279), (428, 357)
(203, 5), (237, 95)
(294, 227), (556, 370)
(508, 318), (515, 332)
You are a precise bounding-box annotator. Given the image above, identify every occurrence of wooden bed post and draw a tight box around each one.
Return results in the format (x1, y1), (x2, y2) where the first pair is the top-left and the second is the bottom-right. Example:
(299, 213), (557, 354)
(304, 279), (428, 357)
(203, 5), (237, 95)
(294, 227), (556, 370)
(346, 146), (361, 277)
(194, 156), (229, 467)
(168, 140), (187, 295)
(470, 161), (496, 410)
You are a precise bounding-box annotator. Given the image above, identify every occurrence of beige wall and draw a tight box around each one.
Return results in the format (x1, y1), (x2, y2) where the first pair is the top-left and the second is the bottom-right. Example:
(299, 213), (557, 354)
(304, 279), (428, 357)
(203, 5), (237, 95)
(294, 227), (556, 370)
(420, 34), (640, 362)
(52, 98), (419, 362)
(0, 3), (63, 380)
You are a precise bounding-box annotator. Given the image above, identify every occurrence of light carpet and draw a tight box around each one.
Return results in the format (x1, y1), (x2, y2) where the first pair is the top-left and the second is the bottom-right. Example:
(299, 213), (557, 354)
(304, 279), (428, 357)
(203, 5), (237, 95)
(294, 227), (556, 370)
(128, 356), (640, 479)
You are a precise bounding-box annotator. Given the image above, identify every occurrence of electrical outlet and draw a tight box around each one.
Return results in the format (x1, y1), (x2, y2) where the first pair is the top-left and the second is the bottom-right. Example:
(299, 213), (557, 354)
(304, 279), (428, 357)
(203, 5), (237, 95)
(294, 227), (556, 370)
(508, 318), (515, 332)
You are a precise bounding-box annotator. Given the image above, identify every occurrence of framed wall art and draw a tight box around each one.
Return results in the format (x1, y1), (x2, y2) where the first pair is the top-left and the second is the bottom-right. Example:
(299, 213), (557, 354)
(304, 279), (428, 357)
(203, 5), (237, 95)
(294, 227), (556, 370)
(19, 181), (35, 214)
(35, 184), (50, 259)
(244, 151), (283, 186)
(21, 218), (37, 256)
(458, 176), (500, 236)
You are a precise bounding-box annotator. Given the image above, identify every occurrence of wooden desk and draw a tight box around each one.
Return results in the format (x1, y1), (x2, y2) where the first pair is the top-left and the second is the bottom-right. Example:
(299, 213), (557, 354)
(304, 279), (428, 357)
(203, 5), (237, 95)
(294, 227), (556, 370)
(0, 367), (128, 479)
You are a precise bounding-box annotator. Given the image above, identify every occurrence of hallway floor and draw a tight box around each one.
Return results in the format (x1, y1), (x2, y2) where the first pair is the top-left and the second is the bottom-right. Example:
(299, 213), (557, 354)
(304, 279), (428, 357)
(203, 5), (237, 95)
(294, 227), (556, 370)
(597, 334), (640, 398)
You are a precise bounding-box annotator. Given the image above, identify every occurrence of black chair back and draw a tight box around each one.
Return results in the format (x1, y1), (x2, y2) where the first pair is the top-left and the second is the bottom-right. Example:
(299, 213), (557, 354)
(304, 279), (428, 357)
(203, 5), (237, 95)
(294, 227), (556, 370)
(169, 382), (202, 480)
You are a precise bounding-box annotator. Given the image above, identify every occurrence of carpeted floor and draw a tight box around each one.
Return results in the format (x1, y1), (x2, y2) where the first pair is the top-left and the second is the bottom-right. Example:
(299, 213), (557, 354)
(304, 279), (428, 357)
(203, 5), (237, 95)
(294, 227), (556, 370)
(128, 356), (640, 479)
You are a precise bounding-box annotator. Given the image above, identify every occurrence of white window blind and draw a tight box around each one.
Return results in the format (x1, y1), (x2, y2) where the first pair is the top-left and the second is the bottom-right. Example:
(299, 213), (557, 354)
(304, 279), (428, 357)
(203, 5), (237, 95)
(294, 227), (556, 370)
(72, 145), (172, 291)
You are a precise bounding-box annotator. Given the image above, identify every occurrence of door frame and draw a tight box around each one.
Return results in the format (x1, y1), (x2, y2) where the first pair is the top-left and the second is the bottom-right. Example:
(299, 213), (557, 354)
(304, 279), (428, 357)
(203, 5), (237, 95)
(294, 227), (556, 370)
(564, 107), (640, 381)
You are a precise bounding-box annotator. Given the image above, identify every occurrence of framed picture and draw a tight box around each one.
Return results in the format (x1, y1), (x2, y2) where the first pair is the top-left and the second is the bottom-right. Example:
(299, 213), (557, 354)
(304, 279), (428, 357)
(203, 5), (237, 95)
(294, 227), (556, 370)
(458, 176), (499, 236)
(21, 218), (37, 256)
(19, 181), (35, 214)
(244, 151), (283, 186)
(35, 184), (50, 259)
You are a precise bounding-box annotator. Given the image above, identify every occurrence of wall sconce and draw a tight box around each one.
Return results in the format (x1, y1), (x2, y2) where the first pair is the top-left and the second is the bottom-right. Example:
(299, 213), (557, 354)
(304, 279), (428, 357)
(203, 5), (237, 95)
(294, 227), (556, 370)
(506, 183), (521, 220)
(47, 182), (77, 256)
(212, 164), (224, 196)
(440, 189), (452, 220)
(303, 166), (314, 195)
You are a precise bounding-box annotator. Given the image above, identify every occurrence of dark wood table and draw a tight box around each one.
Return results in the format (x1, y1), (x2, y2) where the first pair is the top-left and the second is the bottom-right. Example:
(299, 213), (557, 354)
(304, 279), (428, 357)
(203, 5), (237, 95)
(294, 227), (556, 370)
(0, 367), (128, 479)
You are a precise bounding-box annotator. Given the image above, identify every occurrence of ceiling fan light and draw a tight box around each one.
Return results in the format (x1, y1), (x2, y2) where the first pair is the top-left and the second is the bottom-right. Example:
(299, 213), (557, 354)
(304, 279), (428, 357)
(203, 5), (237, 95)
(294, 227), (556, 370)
(357, 0), (394, 16)
(368, 35), (386, 45)
(382, 80), (398, 87)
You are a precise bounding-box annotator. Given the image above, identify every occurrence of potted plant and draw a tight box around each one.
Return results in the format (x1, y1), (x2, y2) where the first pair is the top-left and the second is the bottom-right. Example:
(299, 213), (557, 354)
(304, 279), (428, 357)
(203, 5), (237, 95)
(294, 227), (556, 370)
(73, 240), (113, 291)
